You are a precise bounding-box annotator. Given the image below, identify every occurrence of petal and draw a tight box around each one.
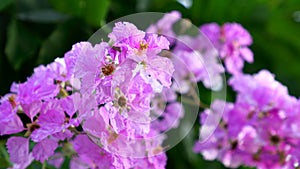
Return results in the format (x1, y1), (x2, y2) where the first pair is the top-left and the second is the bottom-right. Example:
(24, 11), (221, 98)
(32, 138), (58, 162)
(6, 137), (31, 164)
(225, 57), (244, 74)
(239, 47), (253, 63)
(147, 56), (175, 87)
(108, 22), (145, 43)
(0, 114), (24, 135)
(31, 109), (65, 142)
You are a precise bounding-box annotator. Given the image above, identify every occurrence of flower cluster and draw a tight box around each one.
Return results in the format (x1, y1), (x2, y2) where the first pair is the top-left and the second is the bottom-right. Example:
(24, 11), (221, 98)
(194, 70), (300, 169)
(1, 11), (219, 168)
(1, 21), (177, 168)
(194, 22), (300, 169)
(2, 10), (298, 169)
(200, 23), (253, 74)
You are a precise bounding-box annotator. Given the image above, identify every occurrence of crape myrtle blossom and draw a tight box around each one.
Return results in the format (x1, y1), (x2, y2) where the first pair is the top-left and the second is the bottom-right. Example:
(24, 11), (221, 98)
(200, 23), (253, 74)
(3, 10), (292, 169)
(6, 137), (34, 169)
(147, 10), (181, 45)
(70, 134), (166, 169)
(171, 46), (224, 92)
(194, 70), (300, 169)
(148, 12), (225, 92)
(108, 21), (174, 88)
(1, 19), (178, 169)
(150, 87), (184, 132)
(74, 21), (175, 138)
(0, 95), (24, 135)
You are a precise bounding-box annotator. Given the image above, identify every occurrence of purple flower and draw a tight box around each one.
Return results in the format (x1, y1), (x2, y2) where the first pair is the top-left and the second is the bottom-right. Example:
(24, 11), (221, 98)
(21, 100), (42, 121)
(6, 137), (34, 169)
(200, 23), (253, 74)
(144, 54), (174, 88)
(125, 33), (170, 62)
(74, 42), (117, 104)
(229, 70), (291, 111)
(171, 33), (225, 91)
(47, 153), (64, 168)
(64, 42), (89, 78)
(47, 58), (69, 81)
(72, 92), (97, 121)
(147, 11), (181, 44)
(130, 153), (167, 169)
(71, 135), (114, 169)
(108, 22), (145, 44)
(109, 22), (174, 89)
(0, 96), (24, 135)
(195, 70), (300, 169)
(172, 49), (224, 92)
(151, 102), (184, 132)
(14, 66), (60, 105)
(31, 99), (78, 142)
(32, 138), (58, 162)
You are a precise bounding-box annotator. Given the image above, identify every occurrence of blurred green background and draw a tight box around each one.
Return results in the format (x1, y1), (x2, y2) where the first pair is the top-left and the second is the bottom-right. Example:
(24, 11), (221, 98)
(1, 0), (300, 168)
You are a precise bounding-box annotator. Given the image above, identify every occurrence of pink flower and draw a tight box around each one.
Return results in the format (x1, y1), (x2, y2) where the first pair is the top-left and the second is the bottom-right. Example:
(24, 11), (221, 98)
(200, 23), (253, 74)
(71, 135), (114, 169)
(147, 10), (181, 44)
(32, 138), (58, 162)
(6, 137), (34, 169)
(0, 97), (24, 135)
(195, 70), (300, 169)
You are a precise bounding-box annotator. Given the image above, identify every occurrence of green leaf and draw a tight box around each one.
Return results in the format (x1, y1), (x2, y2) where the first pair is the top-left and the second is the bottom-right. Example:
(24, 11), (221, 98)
(37, 25), (67, 64)
(17, 9), (69, 23)
(0, 0), (12, 11)
(5, 20), (41, 71)
(49, 0), (110, 27)
(83, 0), (110, 27)
(37, 19), (91, 65)
(48, 0), (82, 17)
(0, 140), (11, 168)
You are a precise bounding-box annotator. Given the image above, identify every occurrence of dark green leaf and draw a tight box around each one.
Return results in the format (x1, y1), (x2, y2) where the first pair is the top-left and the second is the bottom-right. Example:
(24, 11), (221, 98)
(17, 9), (69, 23)
(0, 0), (12, 11)
(37, 19), (91, 64)
(16, 0), (51, 13)
(83, 0), (110, 26)
(5, 20), (41, 71)
(48, 0), (82, 17)
(49, 0), (110, 27)
(0, 140), (11, 168)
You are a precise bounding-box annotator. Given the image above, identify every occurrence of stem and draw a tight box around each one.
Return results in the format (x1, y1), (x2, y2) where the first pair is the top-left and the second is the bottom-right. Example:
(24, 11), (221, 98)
(181, 96), (209, 109)
(0, 144), (11, 165)
(42, 161), (46, 169)
(188, 85), (209, 109)
(181, 97), (200, 107)
(68, 127), (85, 135)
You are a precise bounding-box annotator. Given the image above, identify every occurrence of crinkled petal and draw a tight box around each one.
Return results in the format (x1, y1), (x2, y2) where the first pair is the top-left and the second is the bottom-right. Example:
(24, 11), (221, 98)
(32, 138), (58, 162)
(6, 137), (33, 166)
(239, 47), (253, 63)
(0, 115), (24, 135)
(108, 22), (145, 43)
(147, 56), (174, 87)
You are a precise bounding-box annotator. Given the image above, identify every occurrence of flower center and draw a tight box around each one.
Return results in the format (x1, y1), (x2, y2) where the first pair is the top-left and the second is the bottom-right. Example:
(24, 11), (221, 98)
(220, 25), (226, 43)
(25, 122), (40, 136)
(230, 140), (238, 150)
(101, 64), (115, 76)
(118, 96), (127, 108)
(139, 41), (148, 50)
(270, 135), (281, 145)
(8, 95), (17, 108)
(107, 131), (118, 144)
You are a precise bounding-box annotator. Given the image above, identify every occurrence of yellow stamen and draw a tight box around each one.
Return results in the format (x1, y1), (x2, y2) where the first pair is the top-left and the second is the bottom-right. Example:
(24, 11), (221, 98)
(139, 41), (148, 50)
